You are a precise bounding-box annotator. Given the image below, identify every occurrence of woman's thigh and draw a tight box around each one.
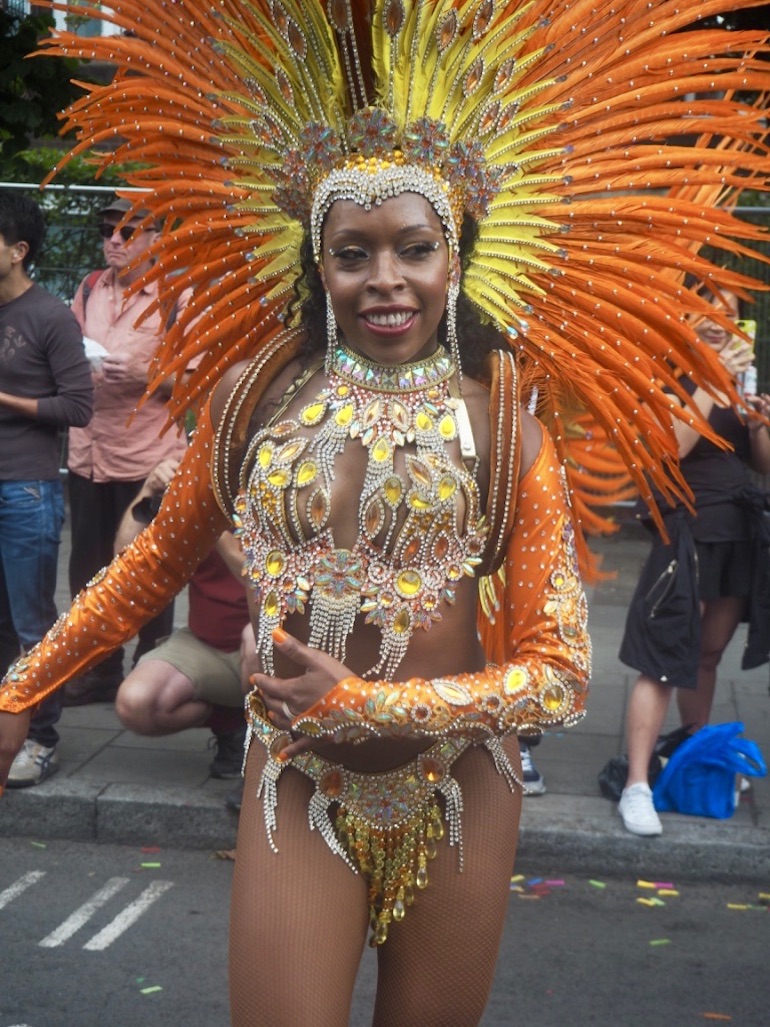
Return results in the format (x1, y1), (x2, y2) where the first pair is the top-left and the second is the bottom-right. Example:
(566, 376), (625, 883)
(373, 739), (522, 1027)
(229, 742), (370, 1027)
(699, 596), (746, 660)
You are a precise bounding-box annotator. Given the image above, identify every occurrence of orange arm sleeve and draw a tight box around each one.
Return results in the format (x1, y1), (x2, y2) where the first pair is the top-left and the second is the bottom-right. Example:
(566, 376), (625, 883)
(0, 402), (230, 713)
(294, 430), (591, 743)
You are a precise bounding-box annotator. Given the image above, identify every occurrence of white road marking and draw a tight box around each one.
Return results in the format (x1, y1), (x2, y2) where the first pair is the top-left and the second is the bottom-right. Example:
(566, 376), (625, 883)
(83, 879), (174, 951)
(0, 871), (45, 912)
(39, 877), (130, 948)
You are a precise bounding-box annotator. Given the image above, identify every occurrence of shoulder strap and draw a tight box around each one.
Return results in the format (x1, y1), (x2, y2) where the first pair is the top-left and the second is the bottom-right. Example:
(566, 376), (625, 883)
(81, 269), (105, 312)
(483, 349), (520, 574)
(212, 328), (305, 516)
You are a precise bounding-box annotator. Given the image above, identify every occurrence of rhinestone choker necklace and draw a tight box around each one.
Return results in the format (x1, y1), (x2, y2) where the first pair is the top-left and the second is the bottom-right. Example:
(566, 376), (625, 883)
(329, 344), (455, 394)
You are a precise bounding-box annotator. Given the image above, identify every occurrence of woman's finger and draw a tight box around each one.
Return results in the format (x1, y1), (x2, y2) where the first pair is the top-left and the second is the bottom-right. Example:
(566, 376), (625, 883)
(271, 627), (348, 679)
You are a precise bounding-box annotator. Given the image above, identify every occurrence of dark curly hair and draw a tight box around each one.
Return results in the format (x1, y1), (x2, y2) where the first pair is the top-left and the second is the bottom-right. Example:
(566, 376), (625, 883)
(292, 212), (506, 378)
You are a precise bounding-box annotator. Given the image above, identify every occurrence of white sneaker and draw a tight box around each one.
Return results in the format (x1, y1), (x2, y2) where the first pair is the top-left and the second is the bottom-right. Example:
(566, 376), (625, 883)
(618, 782), (662, 836)
(519, 741), (546, 795)
(6, 739), (59, 788)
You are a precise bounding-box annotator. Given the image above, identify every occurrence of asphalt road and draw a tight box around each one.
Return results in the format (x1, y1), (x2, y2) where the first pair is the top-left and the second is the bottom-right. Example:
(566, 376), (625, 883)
(1, 837), (768, 1026)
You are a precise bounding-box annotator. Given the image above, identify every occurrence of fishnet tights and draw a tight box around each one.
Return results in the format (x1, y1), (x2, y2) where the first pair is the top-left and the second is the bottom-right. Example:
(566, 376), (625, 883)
(229, 739), (521, 1026)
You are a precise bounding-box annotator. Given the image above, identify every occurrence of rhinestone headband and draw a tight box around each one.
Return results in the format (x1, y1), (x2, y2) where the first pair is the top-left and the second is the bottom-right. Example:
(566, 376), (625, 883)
(310, 156), (460, 262)
(273, 109), (498, 262)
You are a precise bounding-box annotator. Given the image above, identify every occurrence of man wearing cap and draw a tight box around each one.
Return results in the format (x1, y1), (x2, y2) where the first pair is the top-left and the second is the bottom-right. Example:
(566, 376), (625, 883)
(0, 190), (93, 787)
(63, 195), (191, 706)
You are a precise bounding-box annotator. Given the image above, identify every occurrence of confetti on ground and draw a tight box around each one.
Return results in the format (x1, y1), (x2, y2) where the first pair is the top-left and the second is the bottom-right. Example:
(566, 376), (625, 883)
(653, 881), (674, 889)
(588, 880), (606, 889)
(545, 880), (565, 887)
(511, 874), (525, 883)
(527, 877), (544, 886)
(509, 884), (524, 892)
(214, 849), (236, 861)
(702, 1014), (732, 1021)
(658, 889), (679, 897)
(517, 894), (541, 900)
(726, 904), (750, 910)
(141, 846), (161, 854)
(636, 880), (657, 889)
(649, 939), (671, 946)
(637, 898), (657, 907)
(30, 841), (46, 849)
(140, 986), (163, 995)
(141, 862), (162, 869)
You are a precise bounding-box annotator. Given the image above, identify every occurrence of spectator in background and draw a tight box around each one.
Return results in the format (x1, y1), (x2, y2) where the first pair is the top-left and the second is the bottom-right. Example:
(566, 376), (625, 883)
(0, 190), (93, 787)
(113, 460), (250, 785)
(618, 285), (770, 836)
(64, 196), (190, 705)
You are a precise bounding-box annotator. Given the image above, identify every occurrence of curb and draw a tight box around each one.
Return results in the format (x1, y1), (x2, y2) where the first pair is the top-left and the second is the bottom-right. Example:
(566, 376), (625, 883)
(3, 783), (769, 882)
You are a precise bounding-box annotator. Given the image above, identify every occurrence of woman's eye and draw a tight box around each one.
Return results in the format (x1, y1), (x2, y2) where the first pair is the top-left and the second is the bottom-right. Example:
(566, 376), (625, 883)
(333, 247), (368, 262)
(401, 241), (440, 259)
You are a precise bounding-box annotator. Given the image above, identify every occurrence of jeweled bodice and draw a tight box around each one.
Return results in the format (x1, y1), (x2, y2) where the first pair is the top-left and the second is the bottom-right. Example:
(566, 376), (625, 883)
(234, 345), (488, 678)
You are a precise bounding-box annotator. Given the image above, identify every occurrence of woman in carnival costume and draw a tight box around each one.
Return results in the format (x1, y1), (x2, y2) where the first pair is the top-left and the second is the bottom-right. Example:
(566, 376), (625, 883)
(2, 2), (770, 1022)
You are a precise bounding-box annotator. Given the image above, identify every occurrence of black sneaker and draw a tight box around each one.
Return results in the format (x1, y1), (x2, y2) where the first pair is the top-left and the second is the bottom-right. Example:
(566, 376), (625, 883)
(225, 780), (244, 813)
(209, 722), (247, 779)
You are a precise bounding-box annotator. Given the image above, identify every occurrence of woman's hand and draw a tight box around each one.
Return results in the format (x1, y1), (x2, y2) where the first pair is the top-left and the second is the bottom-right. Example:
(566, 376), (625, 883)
(718, 337), (754, 379)
(0, 709), (32, 796)
(249, 628), (351, 759)
(746, 391), (770, 429)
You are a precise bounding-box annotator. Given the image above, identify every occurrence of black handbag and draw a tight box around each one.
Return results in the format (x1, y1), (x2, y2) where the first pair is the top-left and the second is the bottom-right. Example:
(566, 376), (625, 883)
(597, 725), (692, 801)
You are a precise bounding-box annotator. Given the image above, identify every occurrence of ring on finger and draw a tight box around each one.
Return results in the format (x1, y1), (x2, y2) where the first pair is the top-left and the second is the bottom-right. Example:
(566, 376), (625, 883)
(281, 701), (294, 721)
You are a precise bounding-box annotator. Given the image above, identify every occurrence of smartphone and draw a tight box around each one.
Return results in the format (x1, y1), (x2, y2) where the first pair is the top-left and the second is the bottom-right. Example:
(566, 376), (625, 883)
(735, 319), (758, 395)
(736, 318), (757, 344)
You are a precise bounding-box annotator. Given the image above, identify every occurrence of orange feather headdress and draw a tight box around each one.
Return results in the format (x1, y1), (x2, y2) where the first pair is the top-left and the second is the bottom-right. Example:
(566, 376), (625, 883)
(37, 0), (770, 533)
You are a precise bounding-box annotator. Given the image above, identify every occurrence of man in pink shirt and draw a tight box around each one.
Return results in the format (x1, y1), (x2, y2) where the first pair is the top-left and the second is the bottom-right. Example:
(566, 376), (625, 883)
(64, 196), (190, 705)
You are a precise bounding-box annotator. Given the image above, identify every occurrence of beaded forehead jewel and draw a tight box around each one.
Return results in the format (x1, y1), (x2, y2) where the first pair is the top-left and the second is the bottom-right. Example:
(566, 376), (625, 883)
(39, 0), (770, 528)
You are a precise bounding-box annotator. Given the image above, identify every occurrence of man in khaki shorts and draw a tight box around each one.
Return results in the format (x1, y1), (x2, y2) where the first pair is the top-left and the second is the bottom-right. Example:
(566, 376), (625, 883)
(113, 461), (250, 786)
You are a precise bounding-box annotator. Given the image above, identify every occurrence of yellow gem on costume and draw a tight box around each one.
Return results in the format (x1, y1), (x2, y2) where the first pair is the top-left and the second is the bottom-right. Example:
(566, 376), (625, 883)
(267, 467), (290, 487)
(409, 493), (430, 511)
(393, 609), (411, 634)
(504, 667), (529, 695)
(277, 440), (304, 462)
(301, 402), (325, 425)
(416, 866), (429, 890)
(258, 443), (273, 468)
(438, 475), (456, 501)
(384, 476), (403, 505)
(297, 460), (318, 486)
(438, 414), (456, 439)
(372, 437), (391, 462)
(265, 551), (286, 577)
(542, 684), (566, 712)
(396, 570), (421, 597)
(335, 404), (354, 427)
(264, 591), (279, 617)
(415, 410), (433, 431)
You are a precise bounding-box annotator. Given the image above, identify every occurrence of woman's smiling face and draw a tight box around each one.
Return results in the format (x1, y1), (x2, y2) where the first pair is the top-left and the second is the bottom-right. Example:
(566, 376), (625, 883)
(321, 192), (450, 365)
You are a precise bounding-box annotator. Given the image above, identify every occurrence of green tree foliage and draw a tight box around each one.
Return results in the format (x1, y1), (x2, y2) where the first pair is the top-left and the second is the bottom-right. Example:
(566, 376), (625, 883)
(0, 9), (86, 174)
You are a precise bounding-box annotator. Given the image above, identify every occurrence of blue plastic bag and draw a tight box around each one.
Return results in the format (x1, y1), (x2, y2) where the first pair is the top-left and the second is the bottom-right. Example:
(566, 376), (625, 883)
(652, 721), (767, 819)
